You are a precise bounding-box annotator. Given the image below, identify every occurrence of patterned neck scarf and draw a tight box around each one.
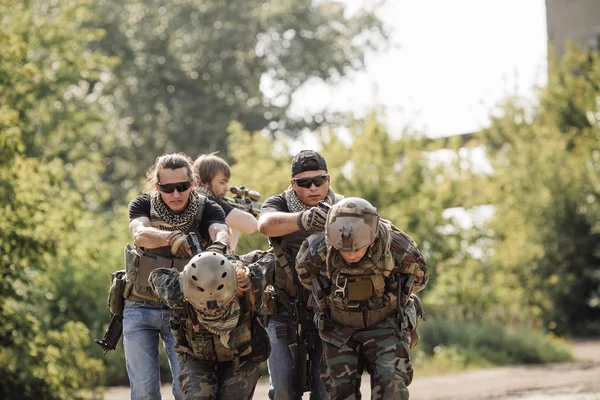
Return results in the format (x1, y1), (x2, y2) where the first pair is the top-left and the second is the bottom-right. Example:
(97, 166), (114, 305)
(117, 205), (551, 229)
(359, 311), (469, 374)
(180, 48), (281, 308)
(284, 187), (338, 213)
(194, 297), (241, 348)
(150, 190), (200, 233)
(196, 186), (215, 199)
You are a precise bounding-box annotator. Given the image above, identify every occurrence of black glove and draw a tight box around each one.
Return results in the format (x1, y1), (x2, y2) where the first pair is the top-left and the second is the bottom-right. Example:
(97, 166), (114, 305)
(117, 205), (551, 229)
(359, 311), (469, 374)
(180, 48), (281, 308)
(297, 207), (328, 231)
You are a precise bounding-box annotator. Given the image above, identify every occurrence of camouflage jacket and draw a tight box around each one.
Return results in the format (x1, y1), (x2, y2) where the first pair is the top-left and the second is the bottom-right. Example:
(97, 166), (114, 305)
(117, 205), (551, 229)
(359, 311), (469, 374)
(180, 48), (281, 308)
(148, 254), (271, 361)
(295, 220), (429, 346)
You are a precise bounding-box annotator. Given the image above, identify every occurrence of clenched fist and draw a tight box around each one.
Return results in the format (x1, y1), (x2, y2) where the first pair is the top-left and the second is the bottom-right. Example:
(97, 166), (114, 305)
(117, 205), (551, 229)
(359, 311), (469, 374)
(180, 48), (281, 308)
(297, 207), (328, 231)
(167, 231), (190, 258)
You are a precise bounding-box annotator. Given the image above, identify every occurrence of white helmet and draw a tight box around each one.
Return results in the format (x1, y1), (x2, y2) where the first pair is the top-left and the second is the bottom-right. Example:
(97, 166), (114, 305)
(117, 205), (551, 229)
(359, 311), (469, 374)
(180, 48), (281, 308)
(180, 252), (237, 312)
(325, 197), (379, 252)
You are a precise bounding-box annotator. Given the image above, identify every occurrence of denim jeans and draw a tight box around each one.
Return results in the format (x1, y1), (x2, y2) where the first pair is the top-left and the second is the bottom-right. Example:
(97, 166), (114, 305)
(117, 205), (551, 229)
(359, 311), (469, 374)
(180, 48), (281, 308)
(266, 317), (327, 400)
(123, 300), (184, 400)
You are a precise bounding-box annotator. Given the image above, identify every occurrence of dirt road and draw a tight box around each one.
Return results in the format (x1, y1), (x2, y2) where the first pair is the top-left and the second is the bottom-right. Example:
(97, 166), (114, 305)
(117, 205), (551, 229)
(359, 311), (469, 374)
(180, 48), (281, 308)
(103, 339), (600, 399)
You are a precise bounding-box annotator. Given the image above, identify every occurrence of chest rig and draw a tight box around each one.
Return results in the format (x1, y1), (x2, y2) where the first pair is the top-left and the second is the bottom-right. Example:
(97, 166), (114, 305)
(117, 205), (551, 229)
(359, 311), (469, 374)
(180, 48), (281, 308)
(271, 194), (345, 305)
(324, 236), (398, 329)
(124, 197), (206, 302)
(172, 292), (254, 362)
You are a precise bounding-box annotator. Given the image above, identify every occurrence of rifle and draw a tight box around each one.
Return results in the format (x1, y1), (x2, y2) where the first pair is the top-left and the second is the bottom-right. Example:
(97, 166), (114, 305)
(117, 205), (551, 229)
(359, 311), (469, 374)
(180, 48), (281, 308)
(95, 313), (123, 354)
(223, 186), (262, 217)
(396, 273), (416, 330)
(95, 233), (202, 354)
(288, 272), (315, 400)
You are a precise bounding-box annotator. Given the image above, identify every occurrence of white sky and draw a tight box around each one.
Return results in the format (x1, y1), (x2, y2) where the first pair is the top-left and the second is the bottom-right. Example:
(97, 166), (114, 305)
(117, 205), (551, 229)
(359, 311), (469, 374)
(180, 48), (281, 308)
(288, 0), (548, 140)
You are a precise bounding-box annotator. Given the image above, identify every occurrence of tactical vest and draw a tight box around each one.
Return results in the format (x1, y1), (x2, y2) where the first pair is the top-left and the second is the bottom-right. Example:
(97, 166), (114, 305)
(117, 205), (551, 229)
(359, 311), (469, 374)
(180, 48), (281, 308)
(324, 223), (398, 329)
(271, 194), (344, 301)
(172, 292), (268, 363)
(124, 197), (206, 302)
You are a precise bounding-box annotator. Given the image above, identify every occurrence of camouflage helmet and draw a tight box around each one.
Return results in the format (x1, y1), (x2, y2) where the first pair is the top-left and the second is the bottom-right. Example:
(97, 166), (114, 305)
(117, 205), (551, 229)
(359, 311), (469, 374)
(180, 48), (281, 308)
(180, 252), (237, 312)
(325, 197), (379, 252)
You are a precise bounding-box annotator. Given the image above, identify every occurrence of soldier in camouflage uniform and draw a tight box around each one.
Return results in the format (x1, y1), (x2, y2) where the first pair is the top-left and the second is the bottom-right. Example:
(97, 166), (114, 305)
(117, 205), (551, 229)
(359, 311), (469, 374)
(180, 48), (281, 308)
(296, 197), (428, 400)
(149, 251), (272, 400)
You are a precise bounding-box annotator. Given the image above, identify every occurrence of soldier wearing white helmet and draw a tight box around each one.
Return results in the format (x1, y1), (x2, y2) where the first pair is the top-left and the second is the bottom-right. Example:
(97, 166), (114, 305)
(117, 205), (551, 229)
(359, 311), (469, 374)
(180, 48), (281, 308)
(149, 250), (272, 400)
(296, 197), (429, 400)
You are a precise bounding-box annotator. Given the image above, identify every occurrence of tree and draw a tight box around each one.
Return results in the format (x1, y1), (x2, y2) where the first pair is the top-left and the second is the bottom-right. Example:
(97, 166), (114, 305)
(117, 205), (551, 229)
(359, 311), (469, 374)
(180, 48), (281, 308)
(0, 0), (117, 397)
(89, 0), (389, 190)
(480, 44), (600, 335)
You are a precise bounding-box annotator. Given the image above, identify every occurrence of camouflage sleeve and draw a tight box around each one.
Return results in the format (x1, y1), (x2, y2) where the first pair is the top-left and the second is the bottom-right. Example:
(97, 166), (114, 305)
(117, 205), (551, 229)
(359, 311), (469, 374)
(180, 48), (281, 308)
(390, 230), (429, 293)
(295, 233), (328, 290)
(148, 267), (185, 307)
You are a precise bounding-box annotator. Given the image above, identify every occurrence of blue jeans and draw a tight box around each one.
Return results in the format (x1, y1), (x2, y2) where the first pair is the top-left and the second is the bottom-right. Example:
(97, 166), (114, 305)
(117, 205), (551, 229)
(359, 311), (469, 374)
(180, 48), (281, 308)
(266, 317), (327, 400)
(123, 300), (184, 400)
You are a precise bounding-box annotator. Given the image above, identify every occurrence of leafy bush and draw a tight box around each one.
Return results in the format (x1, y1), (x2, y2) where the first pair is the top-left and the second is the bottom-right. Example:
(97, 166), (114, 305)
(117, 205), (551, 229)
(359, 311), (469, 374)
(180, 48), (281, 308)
(415, 319), (572, 374)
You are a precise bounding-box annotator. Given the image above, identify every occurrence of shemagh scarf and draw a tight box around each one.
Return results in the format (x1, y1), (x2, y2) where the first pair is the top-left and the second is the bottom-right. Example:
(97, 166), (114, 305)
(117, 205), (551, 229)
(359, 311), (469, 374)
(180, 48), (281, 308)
(150, 190), (200, 233)
(196, 186), (215, 199)
(284, 187), (337, 213)
(194, 297), (241, 348)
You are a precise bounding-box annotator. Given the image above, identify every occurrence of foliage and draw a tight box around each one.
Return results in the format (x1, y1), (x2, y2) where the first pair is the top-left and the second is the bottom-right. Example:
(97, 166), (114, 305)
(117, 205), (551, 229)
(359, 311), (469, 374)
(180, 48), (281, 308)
(480, 43), (600, 335)
(88, 0), (389, 193)
(0, 0), (117, 397)
(415, 319), (572, 375)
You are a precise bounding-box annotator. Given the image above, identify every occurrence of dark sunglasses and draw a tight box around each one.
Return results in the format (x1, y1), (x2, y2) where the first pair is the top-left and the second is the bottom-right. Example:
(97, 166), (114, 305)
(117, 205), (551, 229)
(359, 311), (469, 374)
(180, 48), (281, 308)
(157, 180), (192, 193)
(292, 174), (329, 189)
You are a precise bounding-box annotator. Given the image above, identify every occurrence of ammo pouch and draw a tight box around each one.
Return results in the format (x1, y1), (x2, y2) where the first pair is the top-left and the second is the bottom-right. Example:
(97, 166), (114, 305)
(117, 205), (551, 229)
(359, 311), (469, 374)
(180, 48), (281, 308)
(106, 269), (130, 315)
(124, 244), (188, 302)
(188, 333), (217, 361)
(328, 301), (397, 329)
(346, 276), (374, 301)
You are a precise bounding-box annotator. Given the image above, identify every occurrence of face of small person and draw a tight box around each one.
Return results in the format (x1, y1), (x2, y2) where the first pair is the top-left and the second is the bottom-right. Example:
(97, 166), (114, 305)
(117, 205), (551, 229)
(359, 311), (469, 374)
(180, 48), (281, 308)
(290, 169), (330, 207)
(156, 167), (193, 214)
(339, 247), (369, 264)
(208, 171), (229, 197)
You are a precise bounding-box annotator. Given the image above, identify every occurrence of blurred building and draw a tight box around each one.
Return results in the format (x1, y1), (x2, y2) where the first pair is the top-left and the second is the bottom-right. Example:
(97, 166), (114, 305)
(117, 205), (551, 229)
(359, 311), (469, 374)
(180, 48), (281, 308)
(546, 0), (600, 54)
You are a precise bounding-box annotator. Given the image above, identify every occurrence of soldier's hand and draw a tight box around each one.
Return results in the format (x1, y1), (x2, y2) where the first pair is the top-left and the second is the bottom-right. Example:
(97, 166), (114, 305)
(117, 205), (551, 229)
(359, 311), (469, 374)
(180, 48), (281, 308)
(297, 207), (328, 231)
(167, 231), (191, 258)
(205, 241), (228, 254)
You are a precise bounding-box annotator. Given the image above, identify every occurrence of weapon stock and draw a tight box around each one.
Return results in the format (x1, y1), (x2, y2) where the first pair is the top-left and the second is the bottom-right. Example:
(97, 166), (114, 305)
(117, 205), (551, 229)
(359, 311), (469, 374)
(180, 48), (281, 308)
(289, 274), (314, 399)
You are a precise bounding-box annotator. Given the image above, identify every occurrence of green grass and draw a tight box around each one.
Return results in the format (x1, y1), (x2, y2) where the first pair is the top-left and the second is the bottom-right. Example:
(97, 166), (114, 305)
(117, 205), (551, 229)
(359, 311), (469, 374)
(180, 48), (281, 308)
(412, 319), (573, 376)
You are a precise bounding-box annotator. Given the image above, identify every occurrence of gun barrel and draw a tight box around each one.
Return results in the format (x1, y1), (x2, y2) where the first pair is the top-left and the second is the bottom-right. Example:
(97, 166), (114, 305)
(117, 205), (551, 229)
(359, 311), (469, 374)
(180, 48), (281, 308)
(230, 186), (261, 202)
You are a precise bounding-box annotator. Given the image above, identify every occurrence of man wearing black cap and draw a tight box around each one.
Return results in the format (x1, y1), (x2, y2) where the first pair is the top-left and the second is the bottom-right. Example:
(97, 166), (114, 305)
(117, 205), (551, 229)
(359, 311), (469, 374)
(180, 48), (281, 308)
(258, 150), (344, 400)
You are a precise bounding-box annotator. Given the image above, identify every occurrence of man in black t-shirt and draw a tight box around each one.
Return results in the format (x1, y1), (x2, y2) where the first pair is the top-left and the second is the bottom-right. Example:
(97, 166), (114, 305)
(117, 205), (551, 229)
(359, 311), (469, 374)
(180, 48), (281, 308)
(257, 150), (343, 400)
(125, 153), (229, 400)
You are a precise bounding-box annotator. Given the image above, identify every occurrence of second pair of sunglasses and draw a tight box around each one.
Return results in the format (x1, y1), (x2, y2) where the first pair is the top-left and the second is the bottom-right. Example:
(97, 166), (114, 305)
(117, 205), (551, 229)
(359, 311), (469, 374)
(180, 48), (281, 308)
(157, 180), (192, 193)
(293, 174), (329, 188)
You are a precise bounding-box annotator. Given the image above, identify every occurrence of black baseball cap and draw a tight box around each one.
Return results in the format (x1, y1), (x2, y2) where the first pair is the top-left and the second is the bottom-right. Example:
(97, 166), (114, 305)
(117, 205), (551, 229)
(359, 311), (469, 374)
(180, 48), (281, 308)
(291, 150), (328, 176)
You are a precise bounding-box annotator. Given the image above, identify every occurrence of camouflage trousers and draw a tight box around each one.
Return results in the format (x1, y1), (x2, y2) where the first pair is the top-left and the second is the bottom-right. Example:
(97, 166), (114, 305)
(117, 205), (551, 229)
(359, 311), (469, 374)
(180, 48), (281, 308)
(323, 328), (412, 400)
(177, 353), (261, 400)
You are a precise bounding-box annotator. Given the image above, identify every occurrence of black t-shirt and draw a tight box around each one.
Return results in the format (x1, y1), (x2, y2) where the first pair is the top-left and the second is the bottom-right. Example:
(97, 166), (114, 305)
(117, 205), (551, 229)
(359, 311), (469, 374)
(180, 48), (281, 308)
(213, 196), (234, 217)
(261, 193), (289, 214)
(260, 193), (292, 242)
(128, 194), (226, 245)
